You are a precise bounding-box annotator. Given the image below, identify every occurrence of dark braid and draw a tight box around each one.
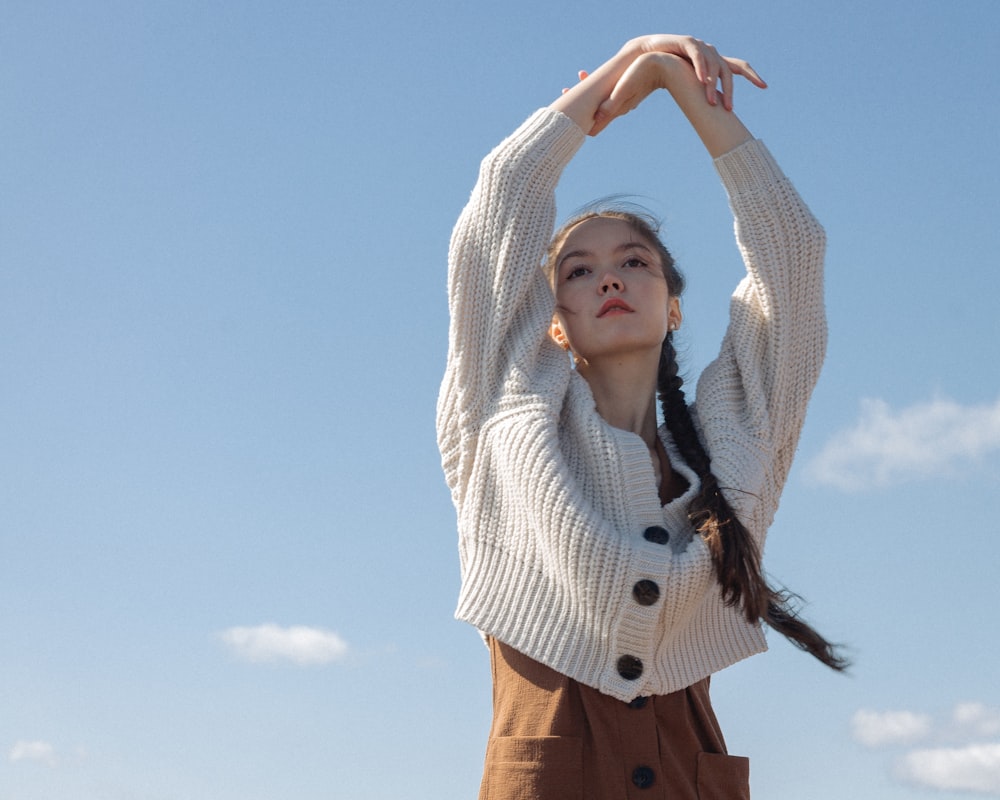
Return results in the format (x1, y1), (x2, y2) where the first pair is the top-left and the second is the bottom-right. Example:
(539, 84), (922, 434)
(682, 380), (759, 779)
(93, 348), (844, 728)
(658, 333), (849, 671)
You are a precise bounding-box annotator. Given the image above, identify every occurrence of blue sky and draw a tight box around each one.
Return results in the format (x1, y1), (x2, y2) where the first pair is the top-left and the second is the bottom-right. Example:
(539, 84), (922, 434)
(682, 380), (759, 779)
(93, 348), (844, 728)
(3, 1), (999, 798)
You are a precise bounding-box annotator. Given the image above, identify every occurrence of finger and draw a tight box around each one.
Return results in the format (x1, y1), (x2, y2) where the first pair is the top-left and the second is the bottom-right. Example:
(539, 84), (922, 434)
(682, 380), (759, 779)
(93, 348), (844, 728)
(726, 57), (768, 89)
(704, 73), (717, 106)
(562, 68), (592, 95)
(590, 102), (635, 136)
(589, 104), (615, 136)
(681, 38), (710, 85)
(595, 94), (630, 126)
(700, 43), (723, 106)
(591, 88), (638, 136)
(589, 116), (609, 137)
(720, 62), (734, 111)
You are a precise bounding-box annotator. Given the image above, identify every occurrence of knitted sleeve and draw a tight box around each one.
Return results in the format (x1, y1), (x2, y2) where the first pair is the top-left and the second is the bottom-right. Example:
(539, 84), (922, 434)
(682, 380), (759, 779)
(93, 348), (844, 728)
(437, 110), (584, 509)
(696, 139), (827, 534)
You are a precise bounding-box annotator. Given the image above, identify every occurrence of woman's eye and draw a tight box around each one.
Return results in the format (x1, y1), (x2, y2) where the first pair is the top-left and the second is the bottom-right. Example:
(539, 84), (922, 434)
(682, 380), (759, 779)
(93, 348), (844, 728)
(565, 266), (589, 280)
(623, 258), (646, 269)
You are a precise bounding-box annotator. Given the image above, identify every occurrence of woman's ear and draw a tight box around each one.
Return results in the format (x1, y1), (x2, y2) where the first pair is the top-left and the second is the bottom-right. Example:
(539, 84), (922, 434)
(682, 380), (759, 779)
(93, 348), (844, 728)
(667, 297), (683, 332)
(549, 318), (570, 350)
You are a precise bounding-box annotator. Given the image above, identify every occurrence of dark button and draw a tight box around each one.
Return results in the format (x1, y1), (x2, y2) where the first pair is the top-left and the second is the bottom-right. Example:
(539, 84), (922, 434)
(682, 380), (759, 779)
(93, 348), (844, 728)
(632, 579), (660, 606)
(616, 655), (643, 680)
(632, 766), (656, 789)
(627, 696), (649, 710)
(643, 525), (670, 545)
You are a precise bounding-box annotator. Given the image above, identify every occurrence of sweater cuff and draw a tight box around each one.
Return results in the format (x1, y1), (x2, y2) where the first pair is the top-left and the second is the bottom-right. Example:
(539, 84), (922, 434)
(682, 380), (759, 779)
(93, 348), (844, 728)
(712, 138), (785, 195)
(492, 107), (586, 177)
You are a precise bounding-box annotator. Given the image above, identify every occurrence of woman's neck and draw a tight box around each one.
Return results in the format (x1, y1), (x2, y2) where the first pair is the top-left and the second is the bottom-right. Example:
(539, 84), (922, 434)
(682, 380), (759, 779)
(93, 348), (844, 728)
(577, 353), (660, 445)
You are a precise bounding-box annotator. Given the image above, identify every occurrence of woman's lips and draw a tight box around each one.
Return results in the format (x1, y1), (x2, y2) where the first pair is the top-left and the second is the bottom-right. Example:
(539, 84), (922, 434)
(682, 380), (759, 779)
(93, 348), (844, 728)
(598, 298), (634, 317)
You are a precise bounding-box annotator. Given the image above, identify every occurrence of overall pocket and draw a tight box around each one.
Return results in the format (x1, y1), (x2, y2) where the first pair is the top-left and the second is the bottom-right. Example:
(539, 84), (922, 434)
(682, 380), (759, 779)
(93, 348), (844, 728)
(696, 751), (750, 799)
(482, 736), (583, 800)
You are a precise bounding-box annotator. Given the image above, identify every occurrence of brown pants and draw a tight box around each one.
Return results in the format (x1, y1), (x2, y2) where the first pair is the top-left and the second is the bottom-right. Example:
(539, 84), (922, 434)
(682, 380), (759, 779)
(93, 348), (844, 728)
(480, 638), (750, 800)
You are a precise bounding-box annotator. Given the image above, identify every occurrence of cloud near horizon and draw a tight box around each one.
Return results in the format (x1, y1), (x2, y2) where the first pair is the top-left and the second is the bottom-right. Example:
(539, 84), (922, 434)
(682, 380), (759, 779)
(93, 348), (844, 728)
(854, 704), (1000, 796)
(897, 744), (1000, 795)
(807, 396), (1000, 491)
(8, 740), (56, 766)
(220, 623), (350, 665)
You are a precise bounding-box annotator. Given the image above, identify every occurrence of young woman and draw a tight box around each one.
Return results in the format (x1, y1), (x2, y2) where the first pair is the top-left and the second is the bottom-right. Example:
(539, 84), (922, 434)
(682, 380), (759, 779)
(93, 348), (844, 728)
(437, 34), (846, 799)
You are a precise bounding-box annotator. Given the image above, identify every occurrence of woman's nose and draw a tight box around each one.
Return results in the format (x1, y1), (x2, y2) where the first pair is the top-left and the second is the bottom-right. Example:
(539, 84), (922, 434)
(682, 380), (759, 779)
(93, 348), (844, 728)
(599, 271), (622, 293)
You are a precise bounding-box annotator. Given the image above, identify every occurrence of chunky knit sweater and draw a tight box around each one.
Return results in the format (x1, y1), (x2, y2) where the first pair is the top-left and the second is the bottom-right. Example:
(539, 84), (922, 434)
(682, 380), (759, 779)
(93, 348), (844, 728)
(437, 108), (826, 702)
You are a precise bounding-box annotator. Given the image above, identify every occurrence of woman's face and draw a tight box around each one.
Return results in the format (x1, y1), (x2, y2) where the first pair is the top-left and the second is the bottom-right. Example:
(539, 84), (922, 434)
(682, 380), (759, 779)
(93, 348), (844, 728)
(551, 217), (681, 366)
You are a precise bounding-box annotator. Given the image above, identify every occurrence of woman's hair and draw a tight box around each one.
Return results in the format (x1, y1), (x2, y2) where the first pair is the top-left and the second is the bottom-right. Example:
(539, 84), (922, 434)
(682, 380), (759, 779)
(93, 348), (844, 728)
(548, 205), (849, 672)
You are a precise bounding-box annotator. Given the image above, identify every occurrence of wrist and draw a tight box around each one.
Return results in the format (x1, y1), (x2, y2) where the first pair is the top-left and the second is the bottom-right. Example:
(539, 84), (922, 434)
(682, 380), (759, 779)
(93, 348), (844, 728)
(619, 37), (647, 61)
(654, 52), (697, 92)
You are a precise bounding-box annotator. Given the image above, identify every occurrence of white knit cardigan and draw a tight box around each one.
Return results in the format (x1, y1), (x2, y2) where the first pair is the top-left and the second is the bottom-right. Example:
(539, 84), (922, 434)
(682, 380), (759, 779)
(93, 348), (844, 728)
(437, 108), (826, 702)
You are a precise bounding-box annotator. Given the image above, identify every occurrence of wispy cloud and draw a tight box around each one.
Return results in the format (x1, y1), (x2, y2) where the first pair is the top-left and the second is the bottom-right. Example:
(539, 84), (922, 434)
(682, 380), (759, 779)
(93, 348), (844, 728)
(8, 740), (56, 766)
(854, 703), (1000, 796)
(808, 396), (1000, 491)
(852, 709), (932, 747)
(220, 623), (350, 666)
(896, 743), (1000, 795)
(952, 703), (1000, 739)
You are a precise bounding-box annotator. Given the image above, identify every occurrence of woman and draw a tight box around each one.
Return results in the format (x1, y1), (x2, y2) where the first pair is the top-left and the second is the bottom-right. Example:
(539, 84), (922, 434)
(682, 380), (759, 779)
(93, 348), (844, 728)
(437, 34), (846, 799)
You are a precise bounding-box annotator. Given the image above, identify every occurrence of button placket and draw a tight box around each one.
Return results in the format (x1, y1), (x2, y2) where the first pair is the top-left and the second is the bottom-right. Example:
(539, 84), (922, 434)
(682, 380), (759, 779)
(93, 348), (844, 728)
(612, 525), (673, 695)
(614, 526), (670, 685)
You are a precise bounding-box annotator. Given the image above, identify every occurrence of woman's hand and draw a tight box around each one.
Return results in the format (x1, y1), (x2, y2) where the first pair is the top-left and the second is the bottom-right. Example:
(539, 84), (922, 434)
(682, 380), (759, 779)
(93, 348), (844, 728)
(551, 35), (765, 140)
(590, 38), (766, 135)
(629, 35), (766, 109)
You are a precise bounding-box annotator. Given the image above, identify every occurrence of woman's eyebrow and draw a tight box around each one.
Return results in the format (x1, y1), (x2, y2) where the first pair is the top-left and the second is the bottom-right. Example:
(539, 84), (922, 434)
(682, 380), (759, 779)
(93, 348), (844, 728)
(616, 241), (655, 255)
(557, 248), (590, 269)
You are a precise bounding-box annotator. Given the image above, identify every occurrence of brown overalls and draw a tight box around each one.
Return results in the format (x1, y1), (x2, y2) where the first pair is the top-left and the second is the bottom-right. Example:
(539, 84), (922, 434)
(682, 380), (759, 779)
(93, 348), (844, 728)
(479, 638), (750, 800)
(478, 440), (751, 799)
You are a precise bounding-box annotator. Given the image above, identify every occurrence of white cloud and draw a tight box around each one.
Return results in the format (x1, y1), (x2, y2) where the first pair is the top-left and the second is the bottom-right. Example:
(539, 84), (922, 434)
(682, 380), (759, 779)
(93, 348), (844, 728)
(8, 740), (56, 766)
(953, 704), (1000, 739)
(808, 396), (1000, 491)
(854, 704), (1000, 795)
(852, 709), (932, 747)
(220, 623), (349, 665)
(896, 743), (1000, 795)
